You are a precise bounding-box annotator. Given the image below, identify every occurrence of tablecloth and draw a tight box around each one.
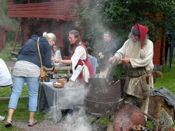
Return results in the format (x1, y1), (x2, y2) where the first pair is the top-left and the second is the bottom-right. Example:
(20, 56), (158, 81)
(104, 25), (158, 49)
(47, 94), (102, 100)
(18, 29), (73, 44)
(37, 80), (84, 123)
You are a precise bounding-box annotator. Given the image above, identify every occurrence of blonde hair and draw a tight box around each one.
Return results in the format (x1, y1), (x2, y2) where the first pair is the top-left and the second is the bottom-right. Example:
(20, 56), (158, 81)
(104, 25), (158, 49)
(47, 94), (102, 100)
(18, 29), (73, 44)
(43, 32), (56, 44)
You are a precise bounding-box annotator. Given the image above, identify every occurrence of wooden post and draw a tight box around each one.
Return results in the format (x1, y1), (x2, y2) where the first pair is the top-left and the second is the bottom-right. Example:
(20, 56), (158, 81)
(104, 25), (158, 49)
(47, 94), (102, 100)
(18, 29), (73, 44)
(12, 18), (21, 52)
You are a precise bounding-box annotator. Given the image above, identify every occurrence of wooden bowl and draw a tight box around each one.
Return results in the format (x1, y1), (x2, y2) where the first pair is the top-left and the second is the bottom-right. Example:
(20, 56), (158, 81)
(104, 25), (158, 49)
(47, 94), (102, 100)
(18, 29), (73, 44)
(53, 82), (63, 88)
(57, 78), (67, 87)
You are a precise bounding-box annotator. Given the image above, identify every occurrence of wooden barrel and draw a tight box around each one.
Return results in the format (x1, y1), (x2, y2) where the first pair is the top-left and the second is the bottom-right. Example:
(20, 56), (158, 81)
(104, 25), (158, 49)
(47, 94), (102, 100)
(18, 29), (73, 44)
(84, 78), (124, 117)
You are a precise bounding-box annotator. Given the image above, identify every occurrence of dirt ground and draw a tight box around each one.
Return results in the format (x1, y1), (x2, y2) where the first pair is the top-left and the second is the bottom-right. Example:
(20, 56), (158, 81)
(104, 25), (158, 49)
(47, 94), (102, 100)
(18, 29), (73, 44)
(11, 120), (66, 131)
(5, 61), (16, 67)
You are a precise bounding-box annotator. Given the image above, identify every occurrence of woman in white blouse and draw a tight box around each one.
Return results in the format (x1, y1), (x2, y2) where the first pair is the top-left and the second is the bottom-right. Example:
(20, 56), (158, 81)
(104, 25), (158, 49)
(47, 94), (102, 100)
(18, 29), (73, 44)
(52, 30), (94, 84)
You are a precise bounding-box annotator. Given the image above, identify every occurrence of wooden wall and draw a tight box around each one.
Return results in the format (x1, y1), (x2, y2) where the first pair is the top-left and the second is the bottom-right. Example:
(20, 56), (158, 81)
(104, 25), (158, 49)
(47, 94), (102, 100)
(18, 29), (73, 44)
(0, 25), (12, 51)
(20, 18), (75, 59)
(153, 39), (165, 65)
(7, 0), (166, 65)
(0, 31), (5, 51)
(7, 0), (81, 21)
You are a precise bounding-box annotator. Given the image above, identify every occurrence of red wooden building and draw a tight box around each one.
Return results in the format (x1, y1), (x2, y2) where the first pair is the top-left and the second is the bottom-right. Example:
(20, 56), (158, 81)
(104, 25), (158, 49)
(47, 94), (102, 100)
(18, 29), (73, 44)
(0, 24), (12, 51)
(146, 11), (166, 67)
(153, 39), (165, 67)
(7, 0), (82, 59)
(7, 0), (165, 66)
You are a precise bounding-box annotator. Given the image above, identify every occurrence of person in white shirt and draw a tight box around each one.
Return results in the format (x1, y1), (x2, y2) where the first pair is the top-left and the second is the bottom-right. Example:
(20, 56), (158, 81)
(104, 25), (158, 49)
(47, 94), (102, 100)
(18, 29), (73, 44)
(107, 23), (154, 131)
(0, 58), (12, 122)
(53, 45), (62, 66)
(0, 58), (12, 86)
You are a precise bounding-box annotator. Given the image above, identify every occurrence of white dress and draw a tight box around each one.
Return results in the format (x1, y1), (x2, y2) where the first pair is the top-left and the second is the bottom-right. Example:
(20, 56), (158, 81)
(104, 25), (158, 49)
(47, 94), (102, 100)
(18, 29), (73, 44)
(71, 46), (90, 83)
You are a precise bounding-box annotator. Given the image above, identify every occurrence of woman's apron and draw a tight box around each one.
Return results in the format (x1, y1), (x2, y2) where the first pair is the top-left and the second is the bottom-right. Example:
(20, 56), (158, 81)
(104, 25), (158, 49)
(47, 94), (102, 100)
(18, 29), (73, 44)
(76, 44), (94, 84)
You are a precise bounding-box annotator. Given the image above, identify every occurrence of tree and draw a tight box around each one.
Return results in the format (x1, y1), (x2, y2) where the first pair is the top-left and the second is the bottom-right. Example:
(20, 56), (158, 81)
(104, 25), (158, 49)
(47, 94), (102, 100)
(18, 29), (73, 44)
(74, 0), (175, 51)
(74, 0), (175, 77)
(0, 0), (19, 42)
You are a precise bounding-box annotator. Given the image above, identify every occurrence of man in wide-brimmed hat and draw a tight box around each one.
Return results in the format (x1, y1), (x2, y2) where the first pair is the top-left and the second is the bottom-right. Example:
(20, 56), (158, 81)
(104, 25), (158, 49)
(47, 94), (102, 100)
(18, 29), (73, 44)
(108, 23), (154, 130)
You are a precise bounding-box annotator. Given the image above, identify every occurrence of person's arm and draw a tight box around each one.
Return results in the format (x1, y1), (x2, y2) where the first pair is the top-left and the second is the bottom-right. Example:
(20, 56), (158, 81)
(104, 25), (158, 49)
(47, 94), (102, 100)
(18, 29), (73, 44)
(53, 59), (72, 64)
(110, 40), (127, 64)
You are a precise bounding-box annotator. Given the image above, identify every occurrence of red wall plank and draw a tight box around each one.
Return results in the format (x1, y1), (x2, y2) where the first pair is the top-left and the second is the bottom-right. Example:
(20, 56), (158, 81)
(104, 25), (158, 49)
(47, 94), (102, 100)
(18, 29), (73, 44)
(7, 0), (80, 21)
(0, 31), (5, 50)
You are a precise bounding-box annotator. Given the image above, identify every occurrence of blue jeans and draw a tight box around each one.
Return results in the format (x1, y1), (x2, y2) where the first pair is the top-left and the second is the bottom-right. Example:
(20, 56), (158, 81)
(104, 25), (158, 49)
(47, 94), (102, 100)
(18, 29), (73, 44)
(8, 76), (40, 112)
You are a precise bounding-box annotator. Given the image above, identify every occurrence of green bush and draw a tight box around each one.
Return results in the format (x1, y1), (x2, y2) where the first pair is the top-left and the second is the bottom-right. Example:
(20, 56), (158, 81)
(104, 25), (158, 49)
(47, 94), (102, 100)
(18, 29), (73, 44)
(112, 65), (126, 78)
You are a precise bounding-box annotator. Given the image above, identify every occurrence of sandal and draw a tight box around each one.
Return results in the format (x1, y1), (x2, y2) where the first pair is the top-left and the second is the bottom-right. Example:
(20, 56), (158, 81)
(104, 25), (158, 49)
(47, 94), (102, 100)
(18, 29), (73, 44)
(28, 119), (37, 127)
(5, 119), (12, 127)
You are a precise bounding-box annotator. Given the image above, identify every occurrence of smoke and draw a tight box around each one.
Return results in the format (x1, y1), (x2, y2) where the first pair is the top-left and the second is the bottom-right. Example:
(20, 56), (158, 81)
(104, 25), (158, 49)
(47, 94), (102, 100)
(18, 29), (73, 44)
(79, 0), (124, 67)
(61, 108), (94, 131)
(44, 83), (97, 131)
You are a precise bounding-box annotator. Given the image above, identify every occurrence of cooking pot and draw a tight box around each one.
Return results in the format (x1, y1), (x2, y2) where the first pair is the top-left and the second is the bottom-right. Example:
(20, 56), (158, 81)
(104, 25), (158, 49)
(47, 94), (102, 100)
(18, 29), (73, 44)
(113, 104), (146, 131)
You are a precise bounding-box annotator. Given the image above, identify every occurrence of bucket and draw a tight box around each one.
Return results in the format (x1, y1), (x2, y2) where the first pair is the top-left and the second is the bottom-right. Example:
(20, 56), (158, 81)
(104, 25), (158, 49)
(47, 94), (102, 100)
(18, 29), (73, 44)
(84, 78), (124, 117)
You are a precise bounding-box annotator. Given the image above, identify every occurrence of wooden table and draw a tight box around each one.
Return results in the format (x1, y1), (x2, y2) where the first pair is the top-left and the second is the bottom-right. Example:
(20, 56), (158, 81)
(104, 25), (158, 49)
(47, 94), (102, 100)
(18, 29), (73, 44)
(45, 65), (72, 76)
(37, 79), (84, 124)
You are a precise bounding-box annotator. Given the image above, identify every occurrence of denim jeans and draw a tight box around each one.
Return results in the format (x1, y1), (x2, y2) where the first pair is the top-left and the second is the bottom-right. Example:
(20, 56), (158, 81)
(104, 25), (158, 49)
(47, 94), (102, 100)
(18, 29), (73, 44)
(8, 76), (40, 112)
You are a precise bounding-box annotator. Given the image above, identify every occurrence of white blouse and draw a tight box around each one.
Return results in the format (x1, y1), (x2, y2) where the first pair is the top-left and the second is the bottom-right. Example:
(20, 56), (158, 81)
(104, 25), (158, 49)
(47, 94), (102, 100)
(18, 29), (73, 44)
(71, 46), (90, 83)
(0, 58), (12, 86)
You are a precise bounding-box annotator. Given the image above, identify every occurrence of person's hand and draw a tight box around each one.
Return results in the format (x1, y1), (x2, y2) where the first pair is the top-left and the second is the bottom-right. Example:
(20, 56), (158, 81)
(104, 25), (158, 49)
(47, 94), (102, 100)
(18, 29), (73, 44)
(52, 57), (61, 63)
(99, 52), (104, 59)
(109, 57), (116, 63)
(99, 52), (102, 56)
(100, 55), (104, 59)
(121, 58), (130, 64)
(51, 56), (54, 61)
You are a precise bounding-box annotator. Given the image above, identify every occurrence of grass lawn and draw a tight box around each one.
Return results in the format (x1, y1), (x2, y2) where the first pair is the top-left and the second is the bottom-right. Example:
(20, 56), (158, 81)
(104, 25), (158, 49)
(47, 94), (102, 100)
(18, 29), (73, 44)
(0, 43), (175, 130)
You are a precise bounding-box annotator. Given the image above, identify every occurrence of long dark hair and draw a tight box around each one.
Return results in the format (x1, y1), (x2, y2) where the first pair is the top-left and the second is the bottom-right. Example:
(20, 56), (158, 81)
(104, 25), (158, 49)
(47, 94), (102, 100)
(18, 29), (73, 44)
(69, 30), (81, 54)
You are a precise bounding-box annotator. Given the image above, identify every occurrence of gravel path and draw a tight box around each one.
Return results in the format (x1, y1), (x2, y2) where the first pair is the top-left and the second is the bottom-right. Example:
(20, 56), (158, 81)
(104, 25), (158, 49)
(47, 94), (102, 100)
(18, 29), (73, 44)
(12, 120), (65, 131)
(5, 61), (16, 67)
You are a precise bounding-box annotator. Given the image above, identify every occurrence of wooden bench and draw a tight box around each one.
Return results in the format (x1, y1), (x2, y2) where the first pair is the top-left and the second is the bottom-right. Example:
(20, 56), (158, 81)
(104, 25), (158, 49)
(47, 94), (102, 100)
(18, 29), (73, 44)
(0, 84), (28, 100)
(0, 84), (13, 100)
(0, 67), (28, 100)
(45, 65), (72, 76)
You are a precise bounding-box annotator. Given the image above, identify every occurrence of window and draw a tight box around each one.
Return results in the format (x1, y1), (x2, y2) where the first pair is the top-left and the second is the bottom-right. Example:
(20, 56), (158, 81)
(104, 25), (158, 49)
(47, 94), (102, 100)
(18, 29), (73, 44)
(30, 0), (51, 3)
(13, 0), (51, 4)
(13, 0), (28, 4)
